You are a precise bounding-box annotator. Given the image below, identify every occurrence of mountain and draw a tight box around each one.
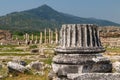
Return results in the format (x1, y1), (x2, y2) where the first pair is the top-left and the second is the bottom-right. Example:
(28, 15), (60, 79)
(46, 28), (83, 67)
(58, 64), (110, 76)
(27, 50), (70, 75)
(0, 4), (120, 34)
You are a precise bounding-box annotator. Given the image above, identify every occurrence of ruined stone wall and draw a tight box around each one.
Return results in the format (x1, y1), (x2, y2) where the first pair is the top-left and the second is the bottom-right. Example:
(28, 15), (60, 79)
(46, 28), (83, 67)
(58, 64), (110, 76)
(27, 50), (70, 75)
(99, 26), (120, 38)
(0, 30), (12, 40)
(100, 37), (120, 48)
(98, 26), (120, 48)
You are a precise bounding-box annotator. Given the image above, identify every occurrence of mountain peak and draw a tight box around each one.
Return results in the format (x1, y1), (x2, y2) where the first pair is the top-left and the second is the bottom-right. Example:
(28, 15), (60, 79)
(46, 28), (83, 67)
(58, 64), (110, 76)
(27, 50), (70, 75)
(38, 4), (53, 10)
(40, 4), (50, 8)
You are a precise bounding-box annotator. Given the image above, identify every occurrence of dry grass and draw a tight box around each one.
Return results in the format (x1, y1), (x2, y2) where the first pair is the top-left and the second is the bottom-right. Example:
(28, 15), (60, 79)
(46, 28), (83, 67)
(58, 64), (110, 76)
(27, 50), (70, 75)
(104, 47), (120, 56)
(3, 69), (50, 80)
(4, 74), (45, 80)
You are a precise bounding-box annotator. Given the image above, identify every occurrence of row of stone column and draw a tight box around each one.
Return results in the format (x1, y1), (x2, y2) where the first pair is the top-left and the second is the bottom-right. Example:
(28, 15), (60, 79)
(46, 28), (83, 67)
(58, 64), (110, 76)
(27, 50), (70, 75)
(23, 28), (59, 45)
(60, 24), (102, 48)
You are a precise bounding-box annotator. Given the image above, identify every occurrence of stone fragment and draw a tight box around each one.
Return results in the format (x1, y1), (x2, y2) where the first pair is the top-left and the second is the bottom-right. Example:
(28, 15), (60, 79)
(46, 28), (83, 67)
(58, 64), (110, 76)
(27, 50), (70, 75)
(48, 70), (56, 80)
(7, 62), (27, 73)
(39, 32), (43, 44)
(26, 61), (44, 71)
(12, 59), (27, 66)
(67, 73), (120, 80)
(113, 61), (120, 73)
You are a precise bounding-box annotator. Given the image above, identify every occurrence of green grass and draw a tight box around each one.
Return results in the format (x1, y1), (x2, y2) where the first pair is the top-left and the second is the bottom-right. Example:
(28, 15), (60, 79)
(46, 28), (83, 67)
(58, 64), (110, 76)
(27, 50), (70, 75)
(0, 43), (55, 80)
(1, 49), (24, 52)
(29, 45), (37, 49)
(3, 73), (49, 80)
(106, 47), (120, 53)
(0, 53), (37, 56)
(0, 66), (8, 78)
(0, 45), (25, 52)
(2, 58), (51, 80)
(42, 58), (52, 65)
(0, 45), (18, 48)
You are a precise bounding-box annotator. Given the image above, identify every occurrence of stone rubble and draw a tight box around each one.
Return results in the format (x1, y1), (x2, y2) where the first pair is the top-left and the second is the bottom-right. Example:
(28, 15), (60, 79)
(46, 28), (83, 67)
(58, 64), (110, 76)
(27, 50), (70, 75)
(113, 61), (120, 73)
(7, 61), (27, 73)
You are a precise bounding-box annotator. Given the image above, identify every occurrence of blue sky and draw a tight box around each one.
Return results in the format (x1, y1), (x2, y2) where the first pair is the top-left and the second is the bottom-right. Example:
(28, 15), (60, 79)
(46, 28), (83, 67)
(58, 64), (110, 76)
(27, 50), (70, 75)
(0, 0), (120, 23)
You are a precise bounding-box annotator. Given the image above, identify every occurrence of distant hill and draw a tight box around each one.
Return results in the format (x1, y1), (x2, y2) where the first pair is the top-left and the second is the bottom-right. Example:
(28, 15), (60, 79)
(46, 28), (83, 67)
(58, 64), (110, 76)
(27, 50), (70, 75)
(0, 4), (120, 34)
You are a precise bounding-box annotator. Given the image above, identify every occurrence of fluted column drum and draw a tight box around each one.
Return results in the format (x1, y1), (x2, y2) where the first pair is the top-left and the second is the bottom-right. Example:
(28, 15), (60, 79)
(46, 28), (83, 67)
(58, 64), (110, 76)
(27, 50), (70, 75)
(49, 24), (112, 80)
(56, 24), (105, 53)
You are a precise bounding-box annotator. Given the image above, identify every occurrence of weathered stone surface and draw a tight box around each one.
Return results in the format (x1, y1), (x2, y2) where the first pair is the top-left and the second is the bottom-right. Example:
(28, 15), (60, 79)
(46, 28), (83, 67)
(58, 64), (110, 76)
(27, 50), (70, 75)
(53, 54), (101, 64)
(52, 60), (112, 76)
(26, 61), (44, 71)
(113, 61), (120, 73)
(67, 73), (120, 80)
(52, 54), (112, 75)
(7, 62), (27, 73)
(48, 70), (56, 80)
(51, 24), (112, 79)
(12, 59), (27, 66)
(56, 24), (105, 54)
(0, 30), (12, 41)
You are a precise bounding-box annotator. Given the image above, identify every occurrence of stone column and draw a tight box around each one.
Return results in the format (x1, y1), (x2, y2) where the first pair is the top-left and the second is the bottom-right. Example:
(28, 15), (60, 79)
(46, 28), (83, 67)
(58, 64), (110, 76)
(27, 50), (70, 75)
(63, 25), (67, 47)
(25, 33), (29, 41)
(89, 26), (93, 47)
(71, 24), (76, 47)
(44, 28), (47, 43)
(67, 25), (71, 47)
(31, 34), (34, 41)
(77, 24), (82, 47)
(93, 26), (97, 47)
(51, 30), (53, 44)
(35, 35), (38, 44)
(39, 32), (43, 44)
(84, 24), (88, 47)
(60, 28), (63, 46)
(55, 24), (105, 52)
(51, 24), (111, 80)
(49, 29), (51, 44)
(23, 34), (26, 40)
(97, 27), (101, 47)
(25, 33), (28, 45)
(27, 34), (30, 41)
(25, 33), (27, 40)
(55, 28), (59, 44)
(30, 34), (34, 44)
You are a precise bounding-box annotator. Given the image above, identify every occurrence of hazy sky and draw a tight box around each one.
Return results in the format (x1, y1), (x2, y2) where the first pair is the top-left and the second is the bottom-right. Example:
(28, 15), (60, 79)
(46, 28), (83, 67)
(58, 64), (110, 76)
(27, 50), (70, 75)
(0, 0), (120, 23)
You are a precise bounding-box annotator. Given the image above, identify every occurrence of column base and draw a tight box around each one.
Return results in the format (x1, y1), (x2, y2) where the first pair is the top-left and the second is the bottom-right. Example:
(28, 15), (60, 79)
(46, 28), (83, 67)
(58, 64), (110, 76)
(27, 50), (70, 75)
(52, 54), (112, 77)
(67, 73), (120, 80)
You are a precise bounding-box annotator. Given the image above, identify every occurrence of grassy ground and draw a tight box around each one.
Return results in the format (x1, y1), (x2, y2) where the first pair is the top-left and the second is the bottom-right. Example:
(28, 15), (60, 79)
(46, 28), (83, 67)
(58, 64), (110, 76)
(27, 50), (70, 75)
(104, 47), (120, 56)
(3, 69), (50, 80)
(0, 44), (54, 80)
(4, 75), (48, 80)
(2, 44), (120, 80)
(106, 47), (120, 53)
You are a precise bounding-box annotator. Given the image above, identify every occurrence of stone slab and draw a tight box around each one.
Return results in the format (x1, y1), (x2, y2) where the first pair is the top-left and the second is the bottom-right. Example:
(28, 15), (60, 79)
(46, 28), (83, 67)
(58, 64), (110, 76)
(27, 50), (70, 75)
(53, 54), (110, 64)
(55, 47), (105, 54)
(67, 73), (120, 80)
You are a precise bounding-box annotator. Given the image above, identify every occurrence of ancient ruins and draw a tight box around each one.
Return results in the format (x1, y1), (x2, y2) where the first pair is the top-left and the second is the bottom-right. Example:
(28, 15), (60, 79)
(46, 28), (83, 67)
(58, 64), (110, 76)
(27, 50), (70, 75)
(50, 24), (114, 79)
(1, 26), (120, 48)
(0, 30), (12, 44)
(101, 37), (120, 48)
